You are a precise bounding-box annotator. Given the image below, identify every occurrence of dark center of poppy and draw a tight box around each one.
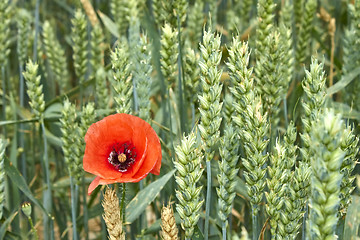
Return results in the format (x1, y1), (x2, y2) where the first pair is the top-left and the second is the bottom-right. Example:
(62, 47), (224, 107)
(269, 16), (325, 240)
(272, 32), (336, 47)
(108, 143), (136, 172)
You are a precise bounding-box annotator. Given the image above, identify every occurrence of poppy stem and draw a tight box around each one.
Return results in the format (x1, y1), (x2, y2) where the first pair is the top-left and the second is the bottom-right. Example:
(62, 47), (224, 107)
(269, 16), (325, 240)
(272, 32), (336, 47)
(204, 160), (211, 240)
(120, 182), (126, 223)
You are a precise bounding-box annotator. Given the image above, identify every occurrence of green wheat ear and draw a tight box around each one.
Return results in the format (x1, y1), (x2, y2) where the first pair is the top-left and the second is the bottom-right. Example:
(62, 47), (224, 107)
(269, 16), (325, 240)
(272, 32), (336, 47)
(42, 20), (69, 93)
(174, 132), (204, 239)
(110, 0), (131, 37)
(308, 109), (345, 239)
(255, 30), (286, 130)
(23, 60), (45, 120)
(198, 27), (223, 160)
(186, 0), (204, 48)
(17, 10), (31, 65)
(339, 125), (359, 217)
(295, 0), (317, 66)
(0, 0), (11, 67)
(342, 0), (360, 109)
(90, 24), (108, 110)
(217, 124), (239, 223)
(110, 41), (133, 114)
(227, 38), (269, 218)
(71, 9), (88, 84)
(183, 46), (200, 108)
(60, 100), (81, 183)
(160, 23), (178, 90)
(301, 57), (327, 164)
(266, 140), (288, 238)
(133, 34), (152, 123)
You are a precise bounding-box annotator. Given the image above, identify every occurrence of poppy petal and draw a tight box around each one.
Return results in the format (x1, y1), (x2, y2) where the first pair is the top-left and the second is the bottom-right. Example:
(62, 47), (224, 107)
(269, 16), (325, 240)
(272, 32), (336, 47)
(150, 155), (162, 175)
(88, 176), (101, 195)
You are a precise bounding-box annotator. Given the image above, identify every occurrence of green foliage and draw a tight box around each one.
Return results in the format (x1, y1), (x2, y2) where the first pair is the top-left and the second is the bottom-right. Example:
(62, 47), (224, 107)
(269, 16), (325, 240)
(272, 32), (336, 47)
(1, 1), (360, 239)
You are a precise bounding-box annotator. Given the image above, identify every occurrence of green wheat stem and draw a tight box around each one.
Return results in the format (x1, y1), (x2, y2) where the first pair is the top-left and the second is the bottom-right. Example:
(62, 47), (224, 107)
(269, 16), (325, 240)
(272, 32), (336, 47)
(177, 15), (185, 134)
(82, 176), (89, 240)
(1, 66), (6, 136)
(0, 139), (6, 220)
(191, 104), (195, 128)
(204, 159), (211, 240)
(41, 119), (53, 240)
(19, 63), (26, 180)
(121, 182), (126, 222)
(70, 176), (78, 240)
(283, 97), (288, 127)
(252, 208), (258, 240)
(168, 88), (175, 153)
(222, 221), (227, 240)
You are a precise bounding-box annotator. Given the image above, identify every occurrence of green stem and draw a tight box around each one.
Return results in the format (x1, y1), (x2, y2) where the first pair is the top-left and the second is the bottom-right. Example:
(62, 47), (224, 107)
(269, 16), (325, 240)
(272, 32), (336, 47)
(283, 96), (288, 127)
(1, 66), (6, 137)
(252, 207), (258, 240)
(176, 14), (185, 134)
(41, 119), (53, 240)
(70, 176), (78, 240)
(204, 160), (211, 240)
(302, 203), (308, 240)
(167, 88), (174, 153)
(222, 221), (227, 240)
(28, 216), (39, 240)
(82, 176), (89, 240)
(19, 63), (27, 181)
(80, 82), (83, 108)
(120, 183), (126, 223)
(191, 103), (195, 129)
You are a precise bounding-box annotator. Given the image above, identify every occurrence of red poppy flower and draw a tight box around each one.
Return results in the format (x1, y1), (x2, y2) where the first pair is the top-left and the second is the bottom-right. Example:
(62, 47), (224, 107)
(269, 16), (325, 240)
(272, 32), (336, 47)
(83, 113), (162, 194)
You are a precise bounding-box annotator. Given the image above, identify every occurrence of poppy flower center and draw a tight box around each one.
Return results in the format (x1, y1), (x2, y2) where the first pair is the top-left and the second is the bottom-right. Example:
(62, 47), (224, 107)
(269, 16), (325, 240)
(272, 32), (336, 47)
(108, 143), (136, 172)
